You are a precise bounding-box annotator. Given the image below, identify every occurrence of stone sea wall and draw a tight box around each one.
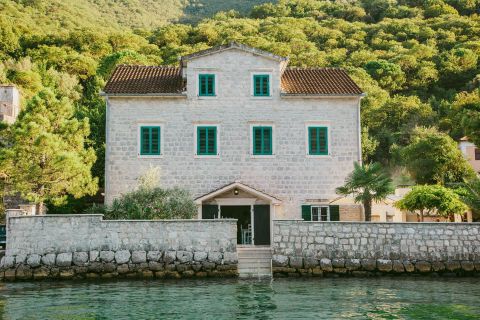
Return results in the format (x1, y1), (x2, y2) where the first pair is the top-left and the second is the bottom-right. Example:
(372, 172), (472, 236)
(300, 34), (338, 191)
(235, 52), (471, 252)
(272, 220), (480, 277)
(1, 215), (238, 281)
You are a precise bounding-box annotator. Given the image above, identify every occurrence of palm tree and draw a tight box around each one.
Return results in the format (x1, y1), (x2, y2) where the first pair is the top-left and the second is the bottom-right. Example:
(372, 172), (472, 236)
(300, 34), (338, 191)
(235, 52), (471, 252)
(336, 162), (394, 221)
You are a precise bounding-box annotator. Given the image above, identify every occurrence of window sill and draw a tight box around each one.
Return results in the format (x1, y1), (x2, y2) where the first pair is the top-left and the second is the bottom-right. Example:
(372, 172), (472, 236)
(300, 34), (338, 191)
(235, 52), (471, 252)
(194, 154), (220, 159)
(251, 96), (273, 100)
(138, 154), (163, 159)
(197, 95), (217, 99)
(306, 154), (332, 159)
(250, 154), (275, 159)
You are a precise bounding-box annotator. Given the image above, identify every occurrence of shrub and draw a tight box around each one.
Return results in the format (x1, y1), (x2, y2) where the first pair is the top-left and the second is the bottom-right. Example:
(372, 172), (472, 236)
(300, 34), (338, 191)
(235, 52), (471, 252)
(103, 187), (197, 220)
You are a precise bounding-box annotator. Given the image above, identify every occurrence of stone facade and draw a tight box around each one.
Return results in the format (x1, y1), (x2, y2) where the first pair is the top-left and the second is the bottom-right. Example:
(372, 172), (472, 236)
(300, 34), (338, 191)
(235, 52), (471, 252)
(272, 220), (480, 276)
(104, 48), (362, 219)
(0, 215), (238, 281)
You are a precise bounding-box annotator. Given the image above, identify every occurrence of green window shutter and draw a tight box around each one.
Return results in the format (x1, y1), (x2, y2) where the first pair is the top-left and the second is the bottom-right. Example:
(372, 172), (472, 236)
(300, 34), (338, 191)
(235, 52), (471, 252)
(329, 205), (340, 221)
(301, 205), (312, 221)
(253, 126), (273, 155)
(308, 126), (328, 155)
(199, 74), (215, 96)
(254, 75), (270, 96)
(140, 126), (161, 155)
(197, 126), (217, 155)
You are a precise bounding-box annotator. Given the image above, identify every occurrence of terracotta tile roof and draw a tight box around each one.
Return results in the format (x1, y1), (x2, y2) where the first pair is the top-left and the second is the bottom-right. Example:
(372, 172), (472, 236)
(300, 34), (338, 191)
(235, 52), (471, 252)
(281, 68), (363, 95)
(103, 65), (185, 95)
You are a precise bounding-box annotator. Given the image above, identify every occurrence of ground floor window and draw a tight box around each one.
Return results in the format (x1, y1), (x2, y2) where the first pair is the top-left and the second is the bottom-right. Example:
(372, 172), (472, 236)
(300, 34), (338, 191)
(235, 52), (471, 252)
(312, 206), (329, 221)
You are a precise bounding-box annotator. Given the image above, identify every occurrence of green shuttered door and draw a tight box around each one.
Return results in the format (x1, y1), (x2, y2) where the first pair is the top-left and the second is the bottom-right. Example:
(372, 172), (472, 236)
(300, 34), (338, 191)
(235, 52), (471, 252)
(202, 205), (217, 219)
(329, 205), (340, 221)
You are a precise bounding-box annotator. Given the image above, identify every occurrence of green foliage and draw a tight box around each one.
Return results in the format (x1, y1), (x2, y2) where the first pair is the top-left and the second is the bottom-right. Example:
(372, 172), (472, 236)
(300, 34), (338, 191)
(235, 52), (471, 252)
(395, 184), (468, 221)
(104, 187), (197, 220)
(336, 162), (395, 221)
(401, 127), (475, 184)
(0, 89), (98, 210)
(452, 90), (480, 147)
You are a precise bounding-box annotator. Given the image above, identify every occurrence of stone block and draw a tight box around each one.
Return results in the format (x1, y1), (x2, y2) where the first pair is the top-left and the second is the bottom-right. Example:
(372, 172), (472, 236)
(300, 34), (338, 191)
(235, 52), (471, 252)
(332, 259), (345, 268)
(59, 269), (74, 279)
(15, 255), (26, 265)
(3, 256), (15, 269)
(56, 253), (72, 267)
(289, 256), (303, 269)
(115, 250), (131, 264)
(117, 264), (129, 274)
(361, 259), (376, 271)
(345, 259), (361, 271)
(89, 251), (99, 262)
(392, 260), (404, 273)
(88, 262), (104, 273)
(208, 251), (222, 264)
(402, 260), (414, 272)
(377, 259), (392, 272)
(147, 251), (162, 262)
(41, 254), (56, 266)
(194, 251), (207, 262)
(272, 255), (288, 267)
(132, 251), (147, 263)
(223, 252), (238, 264)
(202, 262), (216, 271)
(104, 263), (116, 273)
(148, 261), (164, 271)
(304, 257), (319, 268)
(445, 260), (461, 272)
(16, 265), (32, 280)
(177, 251), (193, 264)
(73, 252), (89, 266)
(431, 261), (445, 272)
(27, 254), (41, 268)
(100, 251), (115, 263)
(33, 266), (50, 280)
(320, 258), (333, 272)
(415, 261), (431, 273)
(164, 251), (177, 264)
(461, 261), (474, 272)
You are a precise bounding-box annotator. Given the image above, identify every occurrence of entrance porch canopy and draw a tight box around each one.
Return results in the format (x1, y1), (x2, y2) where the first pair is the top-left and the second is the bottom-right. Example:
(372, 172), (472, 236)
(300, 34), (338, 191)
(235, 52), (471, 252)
(194, 182), (282, 205)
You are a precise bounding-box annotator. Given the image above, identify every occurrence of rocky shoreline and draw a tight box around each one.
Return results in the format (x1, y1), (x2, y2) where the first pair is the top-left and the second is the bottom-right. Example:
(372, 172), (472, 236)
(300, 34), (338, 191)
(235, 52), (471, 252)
(272, 256), (480, 277)
(0, 250), (238, 281)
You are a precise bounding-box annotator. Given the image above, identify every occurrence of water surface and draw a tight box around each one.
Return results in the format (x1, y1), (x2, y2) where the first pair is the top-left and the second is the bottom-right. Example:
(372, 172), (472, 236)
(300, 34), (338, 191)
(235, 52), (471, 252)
(0, 277), (479, 319)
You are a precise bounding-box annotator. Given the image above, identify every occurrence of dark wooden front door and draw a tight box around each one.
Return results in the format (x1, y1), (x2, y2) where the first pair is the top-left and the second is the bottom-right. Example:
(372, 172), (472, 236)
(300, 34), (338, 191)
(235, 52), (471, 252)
(254, 205), (270, 245)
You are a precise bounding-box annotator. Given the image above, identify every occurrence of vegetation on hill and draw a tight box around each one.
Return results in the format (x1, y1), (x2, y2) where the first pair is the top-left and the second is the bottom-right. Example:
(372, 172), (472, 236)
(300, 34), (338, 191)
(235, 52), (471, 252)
(0, 0), (479, 213)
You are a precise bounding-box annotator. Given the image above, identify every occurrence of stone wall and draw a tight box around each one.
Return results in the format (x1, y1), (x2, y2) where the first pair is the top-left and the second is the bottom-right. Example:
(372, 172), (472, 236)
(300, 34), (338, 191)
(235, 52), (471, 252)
(0, 215), (238, 281)
(105, 48), (362, 219)
(272, 220), (480, 277)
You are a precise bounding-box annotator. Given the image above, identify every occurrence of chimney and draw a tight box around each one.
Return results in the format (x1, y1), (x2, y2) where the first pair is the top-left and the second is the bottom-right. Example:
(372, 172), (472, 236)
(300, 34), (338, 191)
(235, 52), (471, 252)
(0, 85), (20, 124)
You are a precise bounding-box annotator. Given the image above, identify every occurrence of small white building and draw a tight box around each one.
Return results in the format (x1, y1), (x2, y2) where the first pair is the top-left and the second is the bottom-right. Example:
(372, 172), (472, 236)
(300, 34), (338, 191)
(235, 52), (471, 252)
(101, 43), (364, 245)
(459, 136), (480, 173)
(0, 85), (20, 125)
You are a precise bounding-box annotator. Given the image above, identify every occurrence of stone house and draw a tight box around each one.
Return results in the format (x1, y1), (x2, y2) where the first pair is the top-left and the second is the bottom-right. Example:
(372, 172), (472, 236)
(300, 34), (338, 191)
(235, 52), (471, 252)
(459, 136), (480, 173)
(101, 43), (364, 246)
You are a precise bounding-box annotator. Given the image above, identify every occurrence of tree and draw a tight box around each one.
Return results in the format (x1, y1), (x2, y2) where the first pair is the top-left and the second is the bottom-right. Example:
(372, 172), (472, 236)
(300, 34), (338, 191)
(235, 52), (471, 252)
(453, 90), (480, 148)
(395, 184), (467, 222)
(0, 89), (98, 213)
(336, 162), (395, 221)
(401, 127), (475, 184)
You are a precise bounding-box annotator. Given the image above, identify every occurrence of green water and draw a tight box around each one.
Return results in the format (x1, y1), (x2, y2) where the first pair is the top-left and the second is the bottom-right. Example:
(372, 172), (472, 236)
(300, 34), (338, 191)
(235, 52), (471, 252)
(0, 278), (479, 319)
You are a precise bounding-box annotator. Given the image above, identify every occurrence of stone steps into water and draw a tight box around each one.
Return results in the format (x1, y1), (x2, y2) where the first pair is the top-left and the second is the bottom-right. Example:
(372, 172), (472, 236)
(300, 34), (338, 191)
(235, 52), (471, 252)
(237, 246), (272, 278)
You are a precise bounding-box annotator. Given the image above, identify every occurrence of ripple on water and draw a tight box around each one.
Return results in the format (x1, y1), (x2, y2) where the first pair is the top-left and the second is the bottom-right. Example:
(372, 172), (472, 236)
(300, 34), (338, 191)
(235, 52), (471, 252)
(0, 277), (479, 319)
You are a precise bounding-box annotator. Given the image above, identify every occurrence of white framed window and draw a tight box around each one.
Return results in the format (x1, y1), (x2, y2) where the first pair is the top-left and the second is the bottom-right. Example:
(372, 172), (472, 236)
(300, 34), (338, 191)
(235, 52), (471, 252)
(194, 123), (220, 158)
(249, 122), (275, 158)
(196, 71), (218, 99)
(250, 72), (272, 98)
(137, 122), (164, 158)
(305, 121), (331, 157)
(312, 206), (330, 221)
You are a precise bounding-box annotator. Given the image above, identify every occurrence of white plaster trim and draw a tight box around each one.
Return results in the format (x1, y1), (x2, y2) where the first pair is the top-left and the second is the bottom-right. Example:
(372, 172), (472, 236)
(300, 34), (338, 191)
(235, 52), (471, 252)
(215, 198), (257, 206)
(137, 122), (164, 159)
(194, 182), (281, 205)
(193, 123), (220, 158)
(196, 71), (219, 99)
(305, 121), (332, 157)
(249, 123), (276, 158)
(250, 72), (273, 99)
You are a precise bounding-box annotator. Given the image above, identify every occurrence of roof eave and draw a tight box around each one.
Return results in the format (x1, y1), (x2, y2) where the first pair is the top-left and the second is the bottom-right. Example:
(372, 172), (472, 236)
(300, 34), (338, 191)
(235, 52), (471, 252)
(100, 91), (187, 98)
(280, 92), (366, 98)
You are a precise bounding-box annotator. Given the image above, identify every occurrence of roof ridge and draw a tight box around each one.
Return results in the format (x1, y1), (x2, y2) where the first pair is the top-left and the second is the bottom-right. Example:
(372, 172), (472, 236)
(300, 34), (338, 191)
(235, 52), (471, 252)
(116, 64), (179, 68)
